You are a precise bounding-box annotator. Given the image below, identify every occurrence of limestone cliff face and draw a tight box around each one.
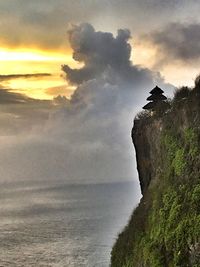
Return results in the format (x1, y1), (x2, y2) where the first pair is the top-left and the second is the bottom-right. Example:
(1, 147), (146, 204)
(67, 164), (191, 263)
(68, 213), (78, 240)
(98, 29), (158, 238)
(111, 86), (200, 267)
(132, 96), (200, 196)
(132, 118), (163, 195)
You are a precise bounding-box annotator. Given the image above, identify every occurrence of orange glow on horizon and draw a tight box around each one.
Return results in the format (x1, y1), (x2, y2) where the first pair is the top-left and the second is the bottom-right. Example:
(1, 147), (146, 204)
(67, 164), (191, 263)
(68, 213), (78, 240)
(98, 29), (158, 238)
(0, 48), (72, 62)
(0, 47), (81, 100)
(0, 43), (197, 100)
(0, 46), (83, 75)
(6, 75), (72, 100)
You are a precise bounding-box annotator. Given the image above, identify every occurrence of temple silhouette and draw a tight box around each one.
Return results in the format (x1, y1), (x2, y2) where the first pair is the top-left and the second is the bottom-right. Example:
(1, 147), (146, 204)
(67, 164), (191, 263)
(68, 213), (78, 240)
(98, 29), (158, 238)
(143, 86), (168, 111)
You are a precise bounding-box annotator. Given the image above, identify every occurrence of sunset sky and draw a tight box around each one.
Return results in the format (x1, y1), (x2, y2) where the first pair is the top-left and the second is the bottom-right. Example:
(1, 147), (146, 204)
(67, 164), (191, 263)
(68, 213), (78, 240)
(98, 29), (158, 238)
(0, 0), (200, 184)
(1, 3), (199, 266)
(1, 0), (200, 100)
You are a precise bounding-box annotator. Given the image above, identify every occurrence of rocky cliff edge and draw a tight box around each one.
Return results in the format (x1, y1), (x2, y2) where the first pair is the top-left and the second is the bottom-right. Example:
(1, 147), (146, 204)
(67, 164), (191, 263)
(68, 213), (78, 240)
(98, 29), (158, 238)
(111, 83), (200, 267)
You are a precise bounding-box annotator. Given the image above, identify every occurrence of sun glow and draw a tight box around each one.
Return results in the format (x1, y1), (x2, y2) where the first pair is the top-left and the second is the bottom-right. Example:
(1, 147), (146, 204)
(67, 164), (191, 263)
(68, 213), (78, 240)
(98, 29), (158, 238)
(132, 42), (197, 87)
(0, 47), (79, 100)
(0, 48), (72, 62)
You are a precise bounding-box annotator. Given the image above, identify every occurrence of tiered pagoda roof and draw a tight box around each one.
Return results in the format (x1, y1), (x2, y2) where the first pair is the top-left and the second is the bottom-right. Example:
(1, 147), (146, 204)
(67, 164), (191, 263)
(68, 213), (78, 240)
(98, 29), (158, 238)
(143, 86), (168, 111)
(149, 86), (164, 94)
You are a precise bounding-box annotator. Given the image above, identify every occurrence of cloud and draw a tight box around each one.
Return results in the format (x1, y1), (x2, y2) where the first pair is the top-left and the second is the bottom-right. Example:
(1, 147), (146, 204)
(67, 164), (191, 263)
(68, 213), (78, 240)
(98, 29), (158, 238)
(0, 86), (54, 135)
(142, 22), (200, 66)
(53, 95), (69, 105)
(0, 0), (199, 51)
(0, 88), (34, 104)
(62, 23), (155, 91)
(45, 85), (73, 97)
(62, 24), (132, 84)
(0, 73), (51, 81)
(0, 23), (174, 185)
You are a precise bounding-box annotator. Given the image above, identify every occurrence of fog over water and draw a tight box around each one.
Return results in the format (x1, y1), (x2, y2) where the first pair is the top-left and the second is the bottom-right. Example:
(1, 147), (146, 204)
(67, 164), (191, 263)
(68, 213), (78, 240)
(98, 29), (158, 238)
(0, 180), (140, 266)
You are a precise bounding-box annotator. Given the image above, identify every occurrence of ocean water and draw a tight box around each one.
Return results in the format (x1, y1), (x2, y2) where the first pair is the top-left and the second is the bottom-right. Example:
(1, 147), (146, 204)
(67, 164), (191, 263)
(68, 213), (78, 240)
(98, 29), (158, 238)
(0, 180), (140, 267)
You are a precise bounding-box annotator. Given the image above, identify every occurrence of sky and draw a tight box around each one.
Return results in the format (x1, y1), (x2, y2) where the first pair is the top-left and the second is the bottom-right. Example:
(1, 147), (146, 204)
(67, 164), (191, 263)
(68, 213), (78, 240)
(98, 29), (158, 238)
(0, 0), (200, 185)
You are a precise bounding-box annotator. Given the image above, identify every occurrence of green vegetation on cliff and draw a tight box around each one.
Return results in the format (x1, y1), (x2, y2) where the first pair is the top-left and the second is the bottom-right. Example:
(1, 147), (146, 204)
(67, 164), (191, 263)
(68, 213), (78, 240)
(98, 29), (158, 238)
(111, 81), (200, 267)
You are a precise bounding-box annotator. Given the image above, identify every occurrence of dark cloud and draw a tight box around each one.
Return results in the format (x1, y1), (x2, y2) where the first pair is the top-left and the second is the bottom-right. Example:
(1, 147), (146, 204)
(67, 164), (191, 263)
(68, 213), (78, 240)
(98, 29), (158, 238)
(53, 95), (69, 106)
(0, 73), (51, 81)
(0, 88), (35, 104)
(143, 22), (200, 66)
(62, 23), (154, 89)
(62, 24), (132, 84)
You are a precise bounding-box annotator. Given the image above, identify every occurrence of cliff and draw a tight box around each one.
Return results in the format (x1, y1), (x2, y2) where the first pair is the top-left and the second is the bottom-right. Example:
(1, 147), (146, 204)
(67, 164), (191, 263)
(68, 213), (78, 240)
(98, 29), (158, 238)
(111, 83), (200, 267)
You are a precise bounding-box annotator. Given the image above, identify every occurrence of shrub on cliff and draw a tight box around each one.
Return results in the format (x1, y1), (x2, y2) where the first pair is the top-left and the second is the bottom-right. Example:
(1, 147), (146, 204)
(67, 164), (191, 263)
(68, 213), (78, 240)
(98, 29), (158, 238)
(174, 87), (191, 101)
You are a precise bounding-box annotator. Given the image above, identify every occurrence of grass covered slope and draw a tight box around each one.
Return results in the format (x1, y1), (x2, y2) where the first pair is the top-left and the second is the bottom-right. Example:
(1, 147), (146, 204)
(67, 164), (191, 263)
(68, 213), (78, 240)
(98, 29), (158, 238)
(111, 81), (200, 267)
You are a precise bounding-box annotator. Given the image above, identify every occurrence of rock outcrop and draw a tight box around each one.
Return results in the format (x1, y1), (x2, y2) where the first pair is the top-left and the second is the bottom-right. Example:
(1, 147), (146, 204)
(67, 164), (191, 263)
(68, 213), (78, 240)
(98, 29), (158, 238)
(111, 84), (200, 267)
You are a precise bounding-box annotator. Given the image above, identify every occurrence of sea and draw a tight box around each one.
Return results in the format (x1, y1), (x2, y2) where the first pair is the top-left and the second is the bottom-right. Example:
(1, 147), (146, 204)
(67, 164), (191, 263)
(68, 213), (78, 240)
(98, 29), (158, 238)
(0, 180), (141, 267)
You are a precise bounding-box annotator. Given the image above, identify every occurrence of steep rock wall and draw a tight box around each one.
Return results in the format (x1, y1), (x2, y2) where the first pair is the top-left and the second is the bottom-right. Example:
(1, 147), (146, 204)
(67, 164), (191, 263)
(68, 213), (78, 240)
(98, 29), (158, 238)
(111, 88), (200, 267)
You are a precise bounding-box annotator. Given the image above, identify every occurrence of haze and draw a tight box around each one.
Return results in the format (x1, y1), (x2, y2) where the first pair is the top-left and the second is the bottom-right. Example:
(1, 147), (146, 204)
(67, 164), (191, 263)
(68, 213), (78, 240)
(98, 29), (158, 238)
(0, 0), (200, 184)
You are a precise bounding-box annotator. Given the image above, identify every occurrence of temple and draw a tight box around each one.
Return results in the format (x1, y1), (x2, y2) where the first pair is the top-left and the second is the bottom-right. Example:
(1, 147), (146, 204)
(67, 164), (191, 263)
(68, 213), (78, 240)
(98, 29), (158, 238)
(143, 86), (168, 111)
